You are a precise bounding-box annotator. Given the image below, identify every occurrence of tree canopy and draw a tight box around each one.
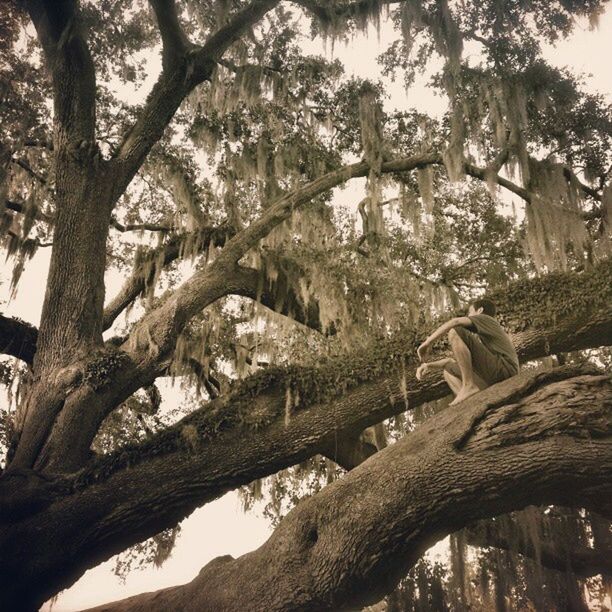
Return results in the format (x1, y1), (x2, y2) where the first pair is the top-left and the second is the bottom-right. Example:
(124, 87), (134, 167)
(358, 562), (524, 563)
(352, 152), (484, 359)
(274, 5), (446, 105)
(0, 0), (611, 610)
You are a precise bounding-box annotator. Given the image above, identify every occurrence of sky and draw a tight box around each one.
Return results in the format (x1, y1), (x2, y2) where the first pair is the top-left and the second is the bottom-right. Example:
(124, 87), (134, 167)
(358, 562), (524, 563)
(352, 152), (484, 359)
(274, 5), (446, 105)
(1, 4), (610, 611)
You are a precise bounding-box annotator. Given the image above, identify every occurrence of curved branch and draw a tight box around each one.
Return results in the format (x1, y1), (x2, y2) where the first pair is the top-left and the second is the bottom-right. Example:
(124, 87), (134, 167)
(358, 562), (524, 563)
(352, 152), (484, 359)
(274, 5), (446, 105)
(102, 224), (235, 331)
(230, 264), (323, 332)
(0, 314), (38, 366)
(465, 520), (612, 579)
(121, 153), (439, 361)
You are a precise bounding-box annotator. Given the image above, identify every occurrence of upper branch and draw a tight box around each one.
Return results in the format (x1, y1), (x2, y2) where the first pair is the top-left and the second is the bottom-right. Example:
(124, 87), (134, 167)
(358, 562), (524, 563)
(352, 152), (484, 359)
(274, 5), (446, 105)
(148, 0), (192, 70)
(26, 0), (96, 147)
(200, 0), (281, 61)
(115, 0), (281, 188)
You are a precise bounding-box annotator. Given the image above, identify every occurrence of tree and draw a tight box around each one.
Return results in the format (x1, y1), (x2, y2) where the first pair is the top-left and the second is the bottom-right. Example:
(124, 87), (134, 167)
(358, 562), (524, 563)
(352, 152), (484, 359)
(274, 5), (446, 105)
(0, 0), (611, 610)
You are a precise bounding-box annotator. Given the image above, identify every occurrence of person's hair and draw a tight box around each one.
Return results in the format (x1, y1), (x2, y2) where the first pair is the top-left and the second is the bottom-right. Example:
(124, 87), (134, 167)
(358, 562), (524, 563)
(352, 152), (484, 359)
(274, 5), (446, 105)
(471, 298), (496, 317)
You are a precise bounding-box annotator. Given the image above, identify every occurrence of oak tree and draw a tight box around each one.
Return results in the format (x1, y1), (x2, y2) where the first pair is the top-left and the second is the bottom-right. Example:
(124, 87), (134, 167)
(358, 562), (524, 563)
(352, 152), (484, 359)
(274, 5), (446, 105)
(0, 1), (611, 610)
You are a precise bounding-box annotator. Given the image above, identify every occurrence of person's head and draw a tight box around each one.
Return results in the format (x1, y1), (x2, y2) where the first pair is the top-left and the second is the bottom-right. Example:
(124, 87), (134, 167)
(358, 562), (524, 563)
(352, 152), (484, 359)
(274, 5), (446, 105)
(468, 298), (496, 317)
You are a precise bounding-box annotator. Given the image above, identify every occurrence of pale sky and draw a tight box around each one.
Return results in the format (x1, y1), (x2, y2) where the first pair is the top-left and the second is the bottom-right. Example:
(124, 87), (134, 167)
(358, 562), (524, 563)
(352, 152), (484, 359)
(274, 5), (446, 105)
(1, 5), (609, 611)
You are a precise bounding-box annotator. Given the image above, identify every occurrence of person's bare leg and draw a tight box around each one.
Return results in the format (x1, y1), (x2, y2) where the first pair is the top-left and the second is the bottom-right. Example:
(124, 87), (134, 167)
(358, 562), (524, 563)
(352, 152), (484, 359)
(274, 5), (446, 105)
(443, 366), (462, 396)
(448, 328), (480, 405)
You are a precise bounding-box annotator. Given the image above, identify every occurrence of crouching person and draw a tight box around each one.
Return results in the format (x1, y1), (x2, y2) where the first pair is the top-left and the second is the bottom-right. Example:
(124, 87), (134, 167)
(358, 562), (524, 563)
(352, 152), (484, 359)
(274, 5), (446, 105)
(416, 299), (519, 405)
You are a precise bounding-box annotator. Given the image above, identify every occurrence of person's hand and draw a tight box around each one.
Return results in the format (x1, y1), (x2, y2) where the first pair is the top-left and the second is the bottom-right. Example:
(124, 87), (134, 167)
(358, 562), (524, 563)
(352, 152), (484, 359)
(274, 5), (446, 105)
(416, 363), (431, 381)
(417, 341), (431, 362)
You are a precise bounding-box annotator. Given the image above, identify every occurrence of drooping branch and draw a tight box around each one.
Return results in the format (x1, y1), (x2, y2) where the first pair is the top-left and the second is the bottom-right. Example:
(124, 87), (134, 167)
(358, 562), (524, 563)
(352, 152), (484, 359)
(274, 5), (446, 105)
(10, 366), (608, 611)
(465, 519), (612, 579)
(230, 264), (323, 332)
(0, 314), (38, 366)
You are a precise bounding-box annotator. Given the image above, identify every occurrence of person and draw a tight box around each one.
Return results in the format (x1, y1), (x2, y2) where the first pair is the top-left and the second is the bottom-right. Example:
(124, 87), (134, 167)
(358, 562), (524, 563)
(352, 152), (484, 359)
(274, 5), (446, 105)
(415, 298), (519, 405)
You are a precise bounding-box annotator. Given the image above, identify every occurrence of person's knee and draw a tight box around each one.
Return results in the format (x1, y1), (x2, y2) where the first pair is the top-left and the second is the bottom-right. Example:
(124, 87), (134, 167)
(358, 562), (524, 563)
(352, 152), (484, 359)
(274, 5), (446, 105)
(448, 327), (464, 347)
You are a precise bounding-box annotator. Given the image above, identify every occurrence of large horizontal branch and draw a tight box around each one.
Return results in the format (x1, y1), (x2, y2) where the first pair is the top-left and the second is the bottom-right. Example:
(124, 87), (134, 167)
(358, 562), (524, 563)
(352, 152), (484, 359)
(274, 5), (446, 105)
(1, 263), (610, 607)
(0, 314), (38, 366)
(84, 367), (612, 611)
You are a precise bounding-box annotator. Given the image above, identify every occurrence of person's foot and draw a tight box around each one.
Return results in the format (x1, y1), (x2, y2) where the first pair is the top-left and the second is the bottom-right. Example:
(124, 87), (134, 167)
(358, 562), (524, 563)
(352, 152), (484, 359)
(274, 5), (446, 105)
(449, 383), (480, 405)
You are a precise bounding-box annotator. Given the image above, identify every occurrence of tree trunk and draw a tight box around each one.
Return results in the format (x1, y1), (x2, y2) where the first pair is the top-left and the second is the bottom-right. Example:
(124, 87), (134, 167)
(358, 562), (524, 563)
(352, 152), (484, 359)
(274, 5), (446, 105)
(83, 367), (612, 612)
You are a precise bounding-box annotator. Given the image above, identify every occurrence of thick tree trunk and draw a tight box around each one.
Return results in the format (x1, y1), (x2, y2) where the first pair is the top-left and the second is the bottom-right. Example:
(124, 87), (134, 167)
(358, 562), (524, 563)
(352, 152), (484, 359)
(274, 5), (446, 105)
(84, 368), (612, 612)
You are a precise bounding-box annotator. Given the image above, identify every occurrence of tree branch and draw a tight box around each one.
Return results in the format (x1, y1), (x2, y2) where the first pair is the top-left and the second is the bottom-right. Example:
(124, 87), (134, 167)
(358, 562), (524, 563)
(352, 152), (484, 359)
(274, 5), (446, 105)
(102, 224), (235, 331)
(5, 366), (609, 610)
(10, 157), (47, 184)
(114, 0), (280, 188)
(465, 520), (612, 579)
(90, 369), (610, 612)
(0, 314), (38, 366)
(148, 0), (192, 70)
(199, 0), (281, 61)
(1, 251), (611, 604)
(120, 153), (440, 363)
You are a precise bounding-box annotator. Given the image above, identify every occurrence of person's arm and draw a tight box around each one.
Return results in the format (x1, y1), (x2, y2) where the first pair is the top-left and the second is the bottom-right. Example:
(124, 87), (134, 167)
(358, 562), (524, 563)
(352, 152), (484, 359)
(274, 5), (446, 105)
(417, 316), (473, 361)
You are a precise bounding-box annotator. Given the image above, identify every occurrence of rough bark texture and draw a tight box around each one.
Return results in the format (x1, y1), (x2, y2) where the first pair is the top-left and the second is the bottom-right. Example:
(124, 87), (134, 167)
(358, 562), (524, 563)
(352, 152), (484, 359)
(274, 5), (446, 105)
(2, 2), (611, 610)
(84, 367), (612, 612)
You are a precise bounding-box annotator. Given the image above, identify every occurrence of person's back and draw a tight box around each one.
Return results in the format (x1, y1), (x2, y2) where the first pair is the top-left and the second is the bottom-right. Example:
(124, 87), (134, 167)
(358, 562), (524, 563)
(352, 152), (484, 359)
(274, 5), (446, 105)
(467, 312), (519, 377)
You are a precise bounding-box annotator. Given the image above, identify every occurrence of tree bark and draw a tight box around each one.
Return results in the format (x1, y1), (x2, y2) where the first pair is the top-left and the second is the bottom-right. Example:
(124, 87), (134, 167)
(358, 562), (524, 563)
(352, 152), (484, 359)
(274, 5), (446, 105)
(83, 367), (612, 612)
